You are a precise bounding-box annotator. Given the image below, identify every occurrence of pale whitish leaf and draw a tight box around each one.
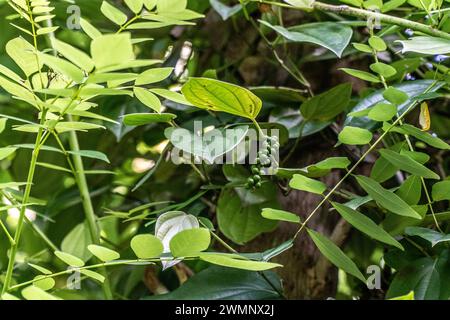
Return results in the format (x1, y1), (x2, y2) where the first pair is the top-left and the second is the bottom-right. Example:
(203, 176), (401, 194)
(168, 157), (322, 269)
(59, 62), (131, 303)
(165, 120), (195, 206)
(169, 228), (211, 257)
(101, 1), (128, 25)
(182, 78), (261, 119)
(87, 244), (120, 262)
(155, 211), (199, 269)
(355, 175), (422, 219)
(307, 229), (366, 282)
(209, 0), (242, 20)
(1, 293), (20, 300)
(54, 251), (85, 267)
(199, 253), (282, 271)
(53, 39), (95, 72)
(91, 33), (135, 70)
(130, 234), (164, 259)
(260, 20), (352, 58)
(397, 36), (450, 55)
(134, 87), (162, 112)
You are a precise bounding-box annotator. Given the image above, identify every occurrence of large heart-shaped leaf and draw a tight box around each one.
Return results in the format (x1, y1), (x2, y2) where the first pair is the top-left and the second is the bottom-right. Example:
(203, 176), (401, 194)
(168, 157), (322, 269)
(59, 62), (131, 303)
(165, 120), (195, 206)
(181, 78), (262, 119)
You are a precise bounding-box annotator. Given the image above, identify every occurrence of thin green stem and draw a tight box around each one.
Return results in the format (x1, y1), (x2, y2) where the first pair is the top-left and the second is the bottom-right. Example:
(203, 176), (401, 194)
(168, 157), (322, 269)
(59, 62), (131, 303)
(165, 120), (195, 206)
(293, 96), (428, 239)
(2, 109), (48, 295)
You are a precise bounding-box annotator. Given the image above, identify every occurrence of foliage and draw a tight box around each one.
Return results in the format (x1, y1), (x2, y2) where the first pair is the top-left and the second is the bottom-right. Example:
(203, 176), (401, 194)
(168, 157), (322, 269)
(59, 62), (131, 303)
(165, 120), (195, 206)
(0, 0), (449, 300)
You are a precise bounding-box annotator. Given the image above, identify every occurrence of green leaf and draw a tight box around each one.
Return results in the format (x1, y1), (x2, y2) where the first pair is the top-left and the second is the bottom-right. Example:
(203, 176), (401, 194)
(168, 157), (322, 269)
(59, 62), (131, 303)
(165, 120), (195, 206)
(396, 175), (422, 205)
(307, 229), (366, 282)
(432, 181), (450, 201)
(38, 53), (85, 83)
(355, 175), (422, 219)
(261, 208), (300, 223)
(91, 33), (135, 70)
(397, 36), (450, 55)
(135, 67), (173, 85)
(79, 269), (105, 283)
(338, 126), (373, 145)
(80, 18), (102, 39)
(33, 276), (55, 291)
(101, 1), (128, 25)
(169, 228), (211, 257)
(370, 62), (397, 78)
(383, 87), (408, 105)
(87, 244), (120, 262)
(0, 147), (17, 161)
(300, 83), (352, 121)
(332, 202), (404, 250)
(123, 113), (176, 126)
(406, 227), (450, 247)
(367, 103), (397, 121)
(53, 39), (95, 73)
(146, 266), (283, 300)
(181, 78), (262, 119)
(0, 118), (7, 134)
(289, 174), (327, 195)
(21, 286), (61, 300)
(260, 20), (352, 58)
(199, 253), (282, 271)
(54, 251), (85, 267)
(217, 187), (278, 244)
(67, 150), (110, 163)
(125, 0), (144, 13)
(6, 37), (42, 76)
(134, 87), (162, 112)
(379, 149), (439, 179)
(389, 124), (450, 150)
(28, 263), (52, 275)
(130, 234), (164, 259)
(368, 35), (387, 51)
(339, 68), (380, 83)
(346, 80), (444, 130)
(150, 88), (192, 105)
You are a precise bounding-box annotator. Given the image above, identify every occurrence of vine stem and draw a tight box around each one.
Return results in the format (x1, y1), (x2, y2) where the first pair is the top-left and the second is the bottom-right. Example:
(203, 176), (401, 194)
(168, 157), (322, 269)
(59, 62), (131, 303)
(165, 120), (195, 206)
(294, 86), (436, 239)
(250, 0), (450, 40)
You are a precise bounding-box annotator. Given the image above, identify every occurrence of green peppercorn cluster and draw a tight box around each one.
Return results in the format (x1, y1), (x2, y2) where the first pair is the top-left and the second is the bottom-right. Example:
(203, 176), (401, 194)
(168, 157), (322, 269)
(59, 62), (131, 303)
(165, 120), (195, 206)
(245, 135), (280, 190)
